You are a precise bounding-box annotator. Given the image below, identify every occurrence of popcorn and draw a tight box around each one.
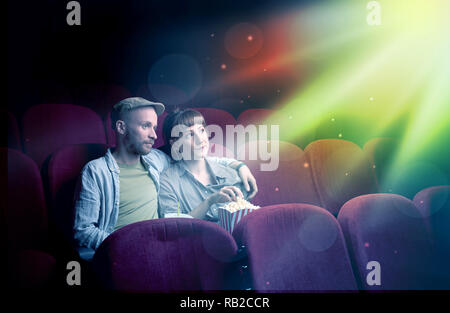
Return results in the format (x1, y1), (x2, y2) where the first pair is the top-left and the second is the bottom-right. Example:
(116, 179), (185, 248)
(222, 197), (260, 213)
(218, 198), (260, 233)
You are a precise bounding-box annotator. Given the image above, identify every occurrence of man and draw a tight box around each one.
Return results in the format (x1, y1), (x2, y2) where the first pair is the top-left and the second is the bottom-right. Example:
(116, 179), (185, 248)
(73, 97), (257, 261)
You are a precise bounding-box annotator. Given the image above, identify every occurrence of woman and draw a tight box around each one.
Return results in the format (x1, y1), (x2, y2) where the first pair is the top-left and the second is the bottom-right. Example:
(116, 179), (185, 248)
(158, 109), (253, 221)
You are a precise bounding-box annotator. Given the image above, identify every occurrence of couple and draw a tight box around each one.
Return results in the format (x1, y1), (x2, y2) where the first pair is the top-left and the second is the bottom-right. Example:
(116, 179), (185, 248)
(73, 97), (257, 260)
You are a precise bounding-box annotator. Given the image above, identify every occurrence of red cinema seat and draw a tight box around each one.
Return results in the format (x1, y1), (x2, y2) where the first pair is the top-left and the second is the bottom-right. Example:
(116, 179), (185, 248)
(2, 148), (56, 287)
(22, 103), (107, 168)
(237, 108), (275, 127)
(92, 218), (238, 292)
(413, 185), (450, 288)
(338, 194), (436, 290)
(232, 204), (358, 291)
(304, 139), (378, 216)
(47, 144), (108, 243)
(237, 140), (321, 208)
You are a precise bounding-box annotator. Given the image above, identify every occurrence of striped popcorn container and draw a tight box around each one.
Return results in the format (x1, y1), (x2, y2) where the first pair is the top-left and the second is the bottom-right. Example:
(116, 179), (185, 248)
(218, 208), (255, 234)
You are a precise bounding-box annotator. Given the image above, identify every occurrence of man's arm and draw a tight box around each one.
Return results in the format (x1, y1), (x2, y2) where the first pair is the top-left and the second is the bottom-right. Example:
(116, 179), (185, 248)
(73, 165), (110, 252)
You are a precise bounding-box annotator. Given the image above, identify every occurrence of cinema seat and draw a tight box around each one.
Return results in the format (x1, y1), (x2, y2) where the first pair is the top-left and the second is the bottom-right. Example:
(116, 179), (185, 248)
(104, 110), (168, 148)
(47, 144), (108, 246)
(237, 108), (275, 127)
(2, 148), (57, 287)
(304, 139), (378, 216)
(22, 103), (107, 168)
(92, 218), (238, 292)
(237, 140), (321, 207)
(338, 194), (435, 290)
(413, 185), (450, 288)
(232, 204), (358, 292)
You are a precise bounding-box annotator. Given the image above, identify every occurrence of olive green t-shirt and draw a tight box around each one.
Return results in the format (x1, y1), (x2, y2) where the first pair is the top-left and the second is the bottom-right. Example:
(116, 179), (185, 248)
(114, 159), (158, 231)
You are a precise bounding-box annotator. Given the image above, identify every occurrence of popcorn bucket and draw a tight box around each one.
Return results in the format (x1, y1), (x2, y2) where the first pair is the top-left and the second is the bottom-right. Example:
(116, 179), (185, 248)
(218, 207), (256, 234)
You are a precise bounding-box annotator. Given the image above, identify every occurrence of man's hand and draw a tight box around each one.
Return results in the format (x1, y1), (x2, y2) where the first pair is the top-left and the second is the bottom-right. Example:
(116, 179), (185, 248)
(237, 165), (258, 200)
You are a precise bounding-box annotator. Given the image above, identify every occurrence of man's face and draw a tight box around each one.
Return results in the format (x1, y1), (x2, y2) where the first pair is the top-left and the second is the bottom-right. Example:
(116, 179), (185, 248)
(122, 107), (158, 156)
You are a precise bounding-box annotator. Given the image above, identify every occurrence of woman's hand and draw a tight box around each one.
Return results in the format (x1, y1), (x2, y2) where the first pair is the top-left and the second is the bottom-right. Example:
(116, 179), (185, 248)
(208, 186), (244, 205)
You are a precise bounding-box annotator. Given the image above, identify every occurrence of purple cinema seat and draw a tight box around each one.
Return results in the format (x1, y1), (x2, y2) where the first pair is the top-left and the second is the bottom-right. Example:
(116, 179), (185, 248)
(47, 144), (108, 241)
(3, 148), (57, 287)
(92, 218), (238, 292)
(22, 103), (107, 168)
(105, 110), (168, 148)
(338, 194), (436, 290)
(237, 108), (275, 128)
(232, 204), (358, 292)
(413, 185), (450, 288)
(304, 139), (378, 216)
(237, 140), (321, 208)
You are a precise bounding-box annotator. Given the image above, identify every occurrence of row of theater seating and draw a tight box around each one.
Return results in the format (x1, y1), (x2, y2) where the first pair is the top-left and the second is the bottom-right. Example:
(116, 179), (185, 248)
(93, 190), (450, 291)
(6, 104), (447, 201)
(3, 144), (449, 290)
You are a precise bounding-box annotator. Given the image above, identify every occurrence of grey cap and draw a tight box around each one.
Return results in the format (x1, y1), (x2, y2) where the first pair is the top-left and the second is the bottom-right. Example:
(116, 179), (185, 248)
(113, 97), (165, 116)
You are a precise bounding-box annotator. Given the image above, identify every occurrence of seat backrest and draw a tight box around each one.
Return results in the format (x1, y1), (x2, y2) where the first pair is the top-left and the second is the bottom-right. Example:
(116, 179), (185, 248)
(2, 148), (48, 252)
(22, 103), (107, 168)
(47, 143), (108, 240)
(92, 218), (238, 292)
(232, 204), (357, 291)
(413, 185), (450, 288)
(304, 139), (378, 216)
(338, 193), (435, 290)
(237, 140), (321, 207)
(237, 108), (275, 127)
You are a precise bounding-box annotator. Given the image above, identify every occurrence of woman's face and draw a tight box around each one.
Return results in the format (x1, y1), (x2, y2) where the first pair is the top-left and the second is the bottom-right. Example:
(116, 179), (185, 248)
(172, 123), (209, 160)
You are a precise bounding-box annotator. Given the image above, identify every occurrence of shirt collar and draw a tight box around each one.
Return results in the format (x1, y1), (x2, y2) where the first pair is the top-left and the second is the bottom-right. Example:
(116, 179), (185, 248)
(105, 148), (151, 173)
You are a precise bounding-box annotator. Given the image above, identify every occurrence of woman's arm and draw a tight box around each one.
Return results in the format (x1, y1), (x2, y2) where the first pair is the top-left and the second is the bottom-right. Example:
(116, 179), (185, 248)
(188, 186), (244, 219)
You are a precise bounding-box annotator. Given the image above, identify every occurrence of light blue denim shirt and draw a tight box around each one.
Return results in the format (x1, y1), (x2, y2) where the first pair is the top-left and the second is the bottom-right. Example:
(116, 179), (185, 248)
(158, 158), (247, 222)
(73, 148), (235, 260)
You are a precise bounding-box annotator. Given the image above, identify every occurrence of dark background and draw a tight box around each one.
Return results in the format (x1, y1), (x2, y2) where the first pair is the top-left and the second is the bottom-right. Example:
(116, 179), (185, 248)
(8, 0), (314, 118)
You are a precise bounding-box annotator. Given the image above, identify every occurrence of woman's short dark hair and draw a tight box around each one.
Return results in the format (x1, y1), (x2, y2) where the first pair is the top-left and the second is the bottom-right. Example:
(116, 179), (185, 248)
(162, 109), (206, 145)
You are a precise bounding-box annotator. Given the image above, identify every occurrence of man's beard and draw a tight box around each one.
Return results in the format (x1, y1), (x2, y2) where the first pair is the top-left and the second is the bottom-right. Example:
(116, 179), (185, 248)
(125, 132), (153, 155)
